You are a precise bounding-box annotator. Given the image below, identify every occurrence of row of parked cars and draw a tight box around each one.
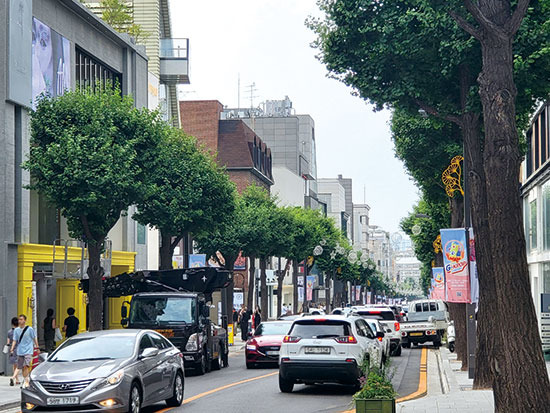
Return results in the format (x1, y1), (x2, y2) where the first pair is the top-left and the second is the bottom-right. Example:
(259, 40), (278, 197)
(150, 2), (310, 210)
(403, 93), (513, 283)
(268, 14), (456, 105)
(245, 304), (410, 393)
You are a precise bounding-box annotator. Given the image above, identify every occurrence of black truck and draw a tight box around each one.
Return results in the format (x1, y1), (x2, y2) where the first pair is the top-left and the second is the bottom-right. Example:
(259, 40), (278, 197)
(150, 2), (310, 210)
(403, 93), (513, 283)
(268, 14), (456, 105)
(82, 267), (231, 375)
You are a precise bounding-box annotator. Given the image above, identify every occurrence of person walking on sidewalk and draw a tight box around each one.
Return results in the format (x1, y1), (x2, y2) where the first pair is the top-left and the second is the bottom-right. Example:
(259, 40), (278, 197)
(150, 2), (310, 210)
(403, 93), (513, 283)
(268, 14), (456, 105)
(6, 317), (20, 386)
(43, 308), (56, 353)
(10, 314), (39, 388)
(253, 306), (261, 330)
(63, 307), (79, 338)
(238, 306), (250, 341)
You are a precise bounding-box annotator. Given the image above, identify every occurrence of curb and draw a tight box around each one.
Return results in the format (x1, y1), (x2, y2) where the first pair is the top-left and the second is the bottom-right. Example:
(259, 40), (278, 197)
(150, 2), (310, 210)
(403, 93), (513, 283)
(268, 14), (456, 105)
(0, 401), (19, 411)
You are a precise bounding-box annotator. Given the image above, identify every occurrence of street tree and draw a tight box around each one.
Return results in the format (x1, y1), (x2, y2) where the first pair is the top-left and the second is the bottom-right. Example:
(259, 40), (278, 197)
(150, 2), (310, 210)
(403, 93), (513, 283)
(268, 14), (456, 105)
(310, 0), (550, 400)
(25, 87), (157, 331)
(134, 129), (236, 271)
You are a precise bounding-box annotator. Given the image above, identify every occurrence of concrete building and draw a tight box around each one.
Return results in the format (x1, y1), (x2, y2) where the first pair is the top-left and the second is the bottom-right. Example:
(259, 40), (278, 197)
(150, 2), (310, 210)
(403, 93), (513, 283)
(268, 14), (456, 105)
(0, 0), (154, 374)
(521, 101), (550, 358)
(318, 179), (352, 240)
(84, 0), (189, 126)
(368, 226), (394, 281)
(221, 97), (322, 211)
(353, 203), (370, 255)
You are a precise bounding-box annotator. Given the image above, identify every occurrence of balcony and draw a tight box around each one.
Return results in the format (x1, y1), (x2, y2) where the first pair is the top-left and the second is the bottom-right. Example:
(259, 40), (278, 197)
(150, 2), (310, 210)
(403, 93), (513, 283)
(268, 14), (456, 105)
(160, 38), (190, 84)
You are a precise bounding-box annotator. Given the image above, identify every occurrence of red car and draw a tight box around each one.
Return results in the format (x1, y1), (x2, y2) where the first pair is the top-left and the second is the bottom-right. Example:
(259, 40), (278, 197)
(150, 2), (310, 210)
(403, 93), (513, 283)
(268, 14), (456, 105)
(245, 321), (292, 368)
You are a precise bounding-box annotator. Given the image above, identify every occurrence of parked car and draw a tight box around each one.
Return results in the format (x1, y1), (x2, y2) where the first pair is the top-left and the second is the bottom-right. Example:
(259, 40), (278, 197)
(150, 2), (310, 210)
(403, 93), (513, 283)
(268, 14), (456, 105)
(278, 315), (384, 393)
(21, 329), (185, 413)
(278, 314), (301, 321)
(364, 318), (391, 363)
(246, 321), (292, 368)
(354, 306), (402, 356)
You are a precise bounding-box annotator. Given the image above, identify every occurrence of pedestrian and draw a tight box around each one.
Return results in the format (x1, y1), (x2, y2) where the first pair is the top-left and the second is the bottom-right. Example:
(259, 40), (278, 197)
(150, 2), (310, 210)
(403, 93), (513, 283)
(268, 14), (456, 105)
(6, 317), (20, 386)
(238, 306), (250, 341)
(63, 307), (79, 338)
(42, 308), (56, 353)
(282, 303), (288, 315)
(10, 314), (39, 388)
(253, 306), (261, 329)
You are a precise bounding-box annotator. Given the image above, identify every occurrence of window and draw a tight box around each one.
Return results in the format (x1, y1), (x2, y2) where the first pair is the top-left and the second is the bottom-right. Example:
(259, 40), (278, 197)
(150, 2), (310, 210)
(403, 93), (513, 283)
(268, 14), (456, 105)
(530, 200), (537, 250)
(544, 263), (550, 294)
(543, 182), (550, 250)
(429, 302), (437, 311)
(422, 303), (429, 312)
(75, 48), (122, 92)
(149, 333), (169, 350)
(130, 296), (197, 325)
(139, 335), (153, 352)
(289, 320), (351, 338)
(137, 223), (146, 245)
(415, 303), (422, 312)
(356, 319), (374, 338)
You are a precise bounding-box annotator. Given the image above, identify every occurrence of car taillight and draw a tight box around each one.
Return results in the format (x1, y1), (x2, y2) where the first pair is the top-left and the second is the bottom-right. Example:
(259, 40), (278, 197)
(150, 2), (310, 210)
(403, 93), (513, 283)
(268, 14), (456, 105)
(377, 337), (383, 342)
(178, 353), (183, 358)
(335, 336), (357, 344)
(283, 335), (301, 343)
(394, 322), (400, 332)
(426, 330), (436, 336)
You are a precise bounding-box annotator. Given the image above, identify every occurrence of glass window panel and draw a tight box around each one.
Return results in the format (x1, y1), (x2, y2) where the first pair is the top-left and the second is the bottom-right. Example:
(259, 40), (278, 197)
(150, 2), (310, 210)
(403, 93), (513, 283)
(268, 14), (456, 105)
(544, 183), (550, 250)
(531, 200), (538, 250)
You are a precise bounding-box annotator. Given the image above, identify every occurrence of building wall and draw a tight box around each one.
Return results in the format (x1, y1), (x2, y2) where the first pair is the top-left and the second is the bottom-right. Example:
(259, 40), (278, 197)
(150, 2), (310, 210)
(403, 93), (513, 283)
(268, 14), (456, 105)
(272, 166), (306, 207)
(353, 204), (370, 252)
(180, 100), (223, 153)
(228, 170), (270, 194)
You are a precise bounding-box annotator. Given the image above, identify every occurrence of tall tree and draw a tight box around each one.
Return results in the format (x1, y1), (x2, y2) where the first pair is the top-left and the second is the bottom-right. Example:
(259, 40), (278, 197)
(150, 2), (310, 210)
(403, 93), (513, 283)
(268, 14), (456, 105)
(134, 129), (236, 270)
(25, 88), (157, 330)
(310, 0), (550, 399)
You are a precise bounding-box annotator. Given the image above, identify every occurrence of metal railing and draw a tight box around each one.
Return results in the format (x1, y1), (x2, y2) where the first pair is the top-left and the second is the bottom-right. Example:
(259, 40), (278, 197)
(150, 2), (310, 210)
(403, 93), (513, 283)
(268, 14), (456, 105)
(160, 38), (189, 59)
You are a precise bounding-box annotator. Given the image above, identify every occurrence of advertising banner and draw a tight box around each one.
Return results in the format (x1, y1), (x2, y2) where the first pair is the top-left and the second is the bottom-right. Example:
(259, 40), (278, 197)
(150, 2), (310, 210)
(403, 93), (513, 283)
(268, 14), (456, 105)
(432, 267), (445, 300)
(469, 228), (479, 304)
(440, 228), (471, 303)
(234, 252), (246, 270)
(189, 254), (206, 268)
(298, 286), (304, 302)
(366, 291), (372, 304)
(306, 276), (315, 301)
(355, 286), (361, 302)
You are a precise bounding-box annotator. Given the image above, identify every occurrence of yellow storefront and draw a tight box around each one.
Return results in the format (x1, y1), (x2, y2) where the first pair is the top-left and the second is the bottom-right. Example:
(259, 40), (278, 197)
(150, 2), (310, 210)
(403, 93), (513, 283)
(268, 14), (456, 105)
(17, 243), (135, 334)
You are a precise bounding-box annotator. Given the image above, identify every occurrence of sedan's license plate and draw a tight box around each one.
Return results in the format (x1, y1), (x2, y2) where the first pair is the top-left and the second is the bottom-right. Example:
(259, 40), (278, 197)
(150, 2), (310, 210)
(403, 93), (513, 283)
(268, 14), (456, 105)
(47, 397), (79, 406)
(305, 346), (330, 354)
(410, 332), (423, 336)
(266, 351), (279, 356)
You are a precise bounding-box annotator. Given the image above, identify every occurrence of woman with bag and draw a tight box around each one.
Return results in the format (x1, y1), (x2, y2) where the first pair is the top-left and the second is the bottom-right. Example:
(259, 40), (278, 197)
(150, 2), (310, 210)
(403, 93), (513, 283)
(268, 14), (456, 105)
(5, 317), (20, 386)
(42, 308), (56, 353)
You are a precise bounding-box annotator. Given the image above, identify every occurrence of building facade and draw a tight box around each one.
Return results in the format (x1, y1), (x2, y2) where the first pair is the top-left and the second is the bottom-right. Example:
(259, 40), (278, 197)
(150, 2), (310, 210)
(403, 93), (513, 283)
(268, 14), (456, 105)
(353, 203), (370, 255)
(0, 0), (154, 374)
(318, 178), (352, 240)
(521, 101), (550, 358)
(368, 226), (394, 281)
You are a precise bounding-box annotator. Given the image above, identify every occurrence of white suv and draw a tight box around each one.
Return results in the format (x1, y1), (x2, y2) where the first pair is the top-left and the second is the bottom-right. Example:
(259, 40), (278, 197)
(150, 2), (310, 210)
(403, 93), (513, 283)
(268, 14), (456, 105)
(278, 315), (384, 393)
(354, 306), (402, 356)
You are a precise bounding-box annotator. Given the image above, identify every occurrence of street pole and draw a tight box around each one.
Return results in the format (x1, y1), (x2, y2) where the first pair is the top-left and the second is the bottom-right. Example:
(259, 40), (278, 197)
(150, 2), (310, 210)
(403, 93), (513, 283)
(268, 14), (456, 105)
(463, 148), (476, 380)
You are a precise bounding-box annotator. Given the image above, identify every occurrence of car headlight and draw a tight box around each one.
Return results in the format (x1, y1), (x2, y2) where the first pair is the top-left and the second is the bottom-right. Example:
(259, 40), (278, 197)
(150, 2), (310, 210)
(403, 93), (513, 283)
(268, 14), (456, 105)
(106, 369), (125, 386)
(186, 333), (201, 352)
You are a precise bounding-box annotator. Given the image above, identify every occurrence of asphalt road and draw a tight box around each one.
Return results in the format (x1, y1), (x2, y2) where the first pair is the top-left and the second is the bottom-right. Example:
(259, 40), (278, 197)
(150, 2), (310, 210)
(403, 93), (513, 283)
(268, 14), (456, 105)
(141, 346), (423, 413)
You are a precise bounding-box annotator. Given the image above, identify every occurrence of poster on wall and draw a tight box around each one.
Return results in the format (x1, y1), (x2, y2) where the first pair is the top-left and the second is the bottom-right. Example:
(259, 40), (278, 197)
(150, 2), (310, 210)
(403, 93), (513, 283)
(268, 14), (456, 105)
(432, 267), (445, 300)
(189, 254), (206, 268)
(32, 18), (71, 108)
(469, 228), (479, 304)
(233, 292), (244, 310)
(440, 228), (471, 303)
(306, 276), (315, 301)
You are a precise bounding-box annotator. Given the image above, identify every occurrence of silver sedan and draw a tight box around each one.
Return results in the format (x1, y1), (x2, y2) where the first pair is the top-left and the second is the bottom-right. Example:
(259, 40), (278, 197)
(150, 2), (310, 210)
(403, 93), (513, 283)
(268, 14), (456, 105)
(21, 329), (185, 413)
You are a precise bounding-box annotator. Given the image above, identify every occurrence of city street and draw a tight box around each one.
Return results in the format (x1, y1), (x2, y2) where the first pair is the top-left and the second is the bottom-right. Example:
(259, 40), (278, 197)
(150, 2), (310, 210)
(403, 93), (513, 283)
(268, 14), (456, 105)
(138, 345), (422, 413)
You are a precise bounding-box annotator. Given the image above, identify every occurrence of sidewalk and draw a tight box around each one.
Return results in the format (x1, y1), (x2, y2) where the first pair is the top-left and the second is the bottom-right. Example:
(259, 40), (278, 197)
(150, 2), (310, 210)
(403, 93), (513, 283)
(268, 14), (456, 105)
(0, 376), (20, 411)
(398, 349), (550, 413)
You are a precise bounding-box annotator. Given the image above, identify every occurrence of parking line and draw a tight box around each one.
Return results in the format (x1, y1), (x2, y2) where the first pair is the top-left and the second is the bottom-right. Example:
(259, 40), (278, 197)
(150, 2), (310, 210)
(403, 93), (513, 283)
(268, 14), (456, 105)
(157, 371), (278, 412)
(340, 347), (428, 413)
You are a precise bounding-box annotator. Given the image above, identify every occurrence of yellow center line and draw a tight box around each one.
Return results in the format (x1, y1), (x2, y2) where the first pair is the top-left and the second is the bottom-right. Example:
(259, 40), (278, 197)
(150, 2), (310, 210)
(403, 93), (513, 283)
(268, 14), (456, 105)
(340, 347), (428, 413)
(156, 371), (278, 412)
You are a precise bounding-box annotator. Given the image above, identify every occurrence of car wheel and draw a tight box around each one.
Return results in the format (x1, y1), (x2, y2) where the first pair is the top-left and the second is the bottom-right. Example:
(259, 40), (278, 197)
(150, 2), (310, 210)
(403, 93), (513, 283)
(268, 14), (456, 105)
(393, 344), (402, 357)
(212, 349), (222, 371)
(128, 383), (141, 413)
(165, 371), (184, 407)
(279, 374), (294, 393)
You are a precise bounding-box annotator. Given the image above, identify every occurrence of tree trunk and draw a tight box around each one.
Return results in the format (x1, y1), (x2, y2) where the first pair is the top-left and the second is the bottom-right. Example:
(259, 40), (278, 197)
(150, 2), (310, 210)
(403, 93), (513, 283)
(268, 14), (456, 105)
(474, 6), (550, 408)
(447, 303), (467, 367)
(260, 258), (268, 321)
(325, 272), (332, 313)
(292, 260), (298, 314)
(159, 232), (174, 270)
(461, 112), (498, 389)
(277, 260), (291, 318)
(87, 242), (105, 331)
(450, 196), (464, 228)
(247, 256), (255, 310)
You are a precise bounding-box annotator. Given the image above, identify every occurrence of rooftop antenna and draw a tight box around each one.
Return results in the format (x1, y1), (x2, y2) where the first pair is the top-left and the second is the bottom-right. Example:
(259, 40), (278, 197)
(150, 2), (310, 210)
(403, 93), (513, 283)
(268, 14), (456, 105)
(247, 82), (258, 110)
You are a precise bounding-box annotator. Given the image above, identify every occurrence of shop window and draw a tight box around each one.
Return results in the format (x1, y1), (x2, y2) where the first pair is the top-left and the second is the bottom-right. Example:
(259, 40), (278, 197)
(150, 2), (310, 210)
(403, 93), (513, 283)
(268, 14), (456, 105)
(528, 199), (538, 251)
(75, 48), (122, 92)
(137, 223), (146, 245)
(543, 263), (550, 294)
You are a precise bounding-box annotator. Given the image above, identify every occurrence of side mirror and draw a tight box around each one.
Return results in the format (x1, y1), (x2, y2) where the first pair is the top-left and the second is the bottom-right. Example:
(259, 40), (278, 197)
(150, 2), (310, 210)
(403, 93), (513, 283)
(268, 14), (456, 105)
(140, 347), (159, 359)
(376, 331), (385, 339)
(121, 306), (128, 319)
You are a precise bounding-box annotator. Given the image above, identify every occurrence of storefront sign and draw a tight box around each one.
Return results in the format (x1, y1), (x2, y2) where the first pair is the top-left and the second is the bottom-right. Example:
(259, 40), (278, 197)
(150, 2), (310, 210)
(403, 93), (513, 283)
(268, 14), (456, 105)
(440, 228), (470, 303)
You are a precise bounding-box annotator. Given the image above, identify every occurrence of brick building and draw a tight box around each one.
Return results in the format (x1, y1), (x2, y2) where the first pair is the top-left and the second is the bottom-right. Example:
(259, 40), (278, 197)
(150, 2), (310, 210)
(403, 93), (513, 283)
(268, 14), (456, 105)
(180, 100), (274, 193)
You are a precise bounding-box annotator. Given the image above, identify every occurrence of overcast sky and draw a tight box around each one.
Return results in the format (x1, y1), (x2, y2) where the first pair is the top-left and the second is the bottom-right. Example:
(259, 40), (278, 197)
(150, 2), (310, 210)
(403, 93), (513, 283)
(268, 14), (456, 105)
(170, 0), (419, 233)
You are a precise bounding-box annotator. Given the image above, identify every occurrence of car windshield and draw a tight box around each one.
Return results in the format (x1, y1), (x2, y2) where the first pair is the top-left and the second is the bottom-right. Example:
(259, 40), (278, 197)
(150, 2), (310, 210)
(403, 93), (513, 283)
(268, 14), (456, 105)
(130, 296), (196, 324)
(254, 322), (291, 336)
(356, 310), (395, 321)
(49, 335), (136, 362)
(289, 320), (351, 338)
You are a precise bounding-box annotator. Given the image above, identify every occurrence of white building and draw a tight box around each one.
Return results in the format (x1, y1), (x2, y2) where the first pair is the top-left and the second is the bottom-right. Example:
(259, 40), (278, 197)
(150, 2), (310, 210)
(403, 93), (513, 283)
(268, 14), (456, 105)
(318, 179), (352, 241)
(353, 204), (370, 255)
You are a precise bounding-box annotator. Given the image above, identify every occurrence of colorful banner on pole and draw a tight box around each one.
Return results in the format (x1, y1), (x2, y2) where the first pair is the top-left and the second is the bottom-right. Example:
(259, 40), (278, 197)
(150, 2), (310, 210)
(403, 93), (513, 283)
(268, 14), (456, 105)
(432, 267), (445, 300)
(440, 228), (471, 303)
(366, 291), (372, 304)
(355, 286), (361, 302)
(306, 276), (315, 301)
(469, 228), (479, 304)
